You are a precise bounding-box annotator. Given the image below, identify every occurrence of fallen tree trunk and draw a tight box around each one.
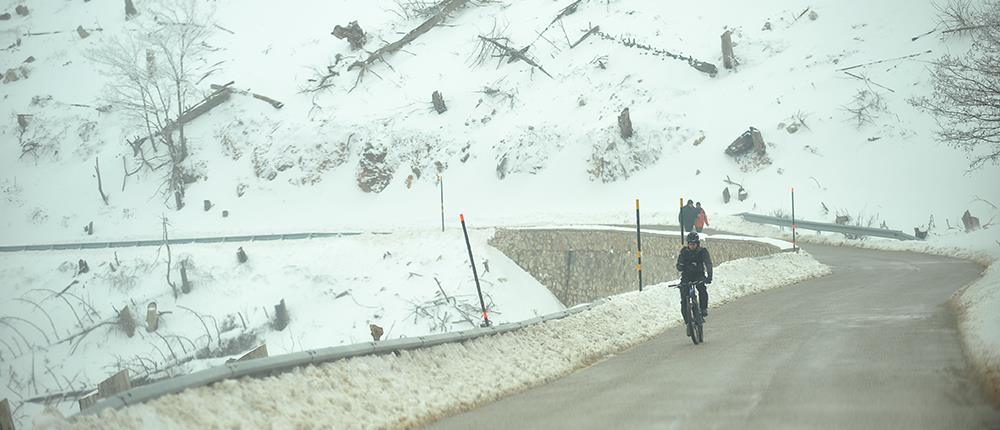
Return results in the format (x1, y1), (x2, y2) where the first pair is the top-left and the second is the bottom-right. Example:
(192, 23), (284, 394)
(349, 0), (470, 80)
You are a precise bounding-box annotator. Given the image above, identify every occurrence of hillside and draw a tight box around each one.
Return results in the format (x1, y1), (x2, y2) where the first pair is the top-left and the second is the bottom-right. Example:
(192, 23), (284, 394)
(2, 0), (1000, 427)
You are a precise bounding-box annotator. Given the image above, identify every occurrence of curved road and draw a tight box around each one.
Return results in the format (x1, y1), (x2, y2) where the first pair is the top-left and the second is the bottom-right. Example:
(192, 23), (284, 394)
(431, 244), (1000, 429)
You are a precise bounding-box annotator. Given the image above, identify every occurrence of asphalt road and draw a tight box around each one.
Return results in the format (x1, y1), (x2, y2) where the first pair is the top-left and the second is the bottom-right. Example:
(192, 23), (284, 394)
(430, 244), (1000, 429)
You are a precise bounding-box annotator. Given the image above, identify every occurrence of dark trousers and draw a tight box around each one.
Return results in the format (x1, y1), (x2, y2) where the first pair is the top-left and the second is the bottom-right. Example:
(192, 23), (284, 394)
(679, 281), (708, 324)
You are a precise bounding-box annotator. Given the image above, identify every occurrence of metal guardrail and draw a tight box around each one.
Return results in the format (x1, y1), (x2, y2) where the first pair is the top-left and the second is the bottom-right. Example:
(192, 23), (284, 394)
(0, 232), (371, 253)
(75, 302), (600, 417)
(739, 212), (917, 241)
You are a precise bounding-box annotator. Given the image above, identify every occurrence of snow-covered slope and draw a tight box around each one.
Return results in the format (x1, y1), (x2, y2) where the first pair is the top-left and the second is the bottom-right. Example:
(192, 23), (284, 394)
(2, 0), (1000, 427)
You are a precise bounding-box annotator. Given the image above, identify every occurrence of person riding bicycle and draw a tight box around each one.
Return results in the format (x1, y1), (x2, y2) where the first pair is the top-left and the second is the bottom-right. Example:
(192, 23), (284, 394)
(676, 232), (713, 323)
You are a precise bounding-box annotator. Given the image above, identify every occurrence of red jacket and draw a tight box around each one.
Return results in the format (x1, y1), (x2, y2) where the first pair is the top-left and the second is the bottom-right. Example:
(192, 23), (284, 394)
(695, 208), (708, 228)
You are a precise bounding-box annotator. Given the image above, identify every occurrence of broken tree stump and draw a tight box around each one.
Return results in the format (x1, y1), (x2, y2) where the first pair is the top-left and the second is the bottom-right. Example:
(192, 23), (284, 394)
(835, 215), (850, 225)
(180, 260), (191, 294)
(962, 210), (981, 232)
(118, 307), (136, 338)
(750, 127), (766, 154)
(125, 0), (138, 19)
(146, 302), (158, 332)
(914, 227), (928, 240)
(370, 324), (384, 341)
(737, 187), (748, 202)
(78, 259), (89, 275)
(15, 5), (28, 16)
(618, 107), (633, 139)
(273, 299), (289, 330)
(97, 370), (131, 398)
(85, 221), (93, 235)
(76, 25), (90, 39)
(332, 21), (366, 50)
(723, 187), (731, 203)
(174, 191), (184, 211)
(0, 398), (13, 430)
(236, 247), (248, 263)
(432, 90), (447, 114)
(721, 30), (734, 69)
(203, 199), (212, 211)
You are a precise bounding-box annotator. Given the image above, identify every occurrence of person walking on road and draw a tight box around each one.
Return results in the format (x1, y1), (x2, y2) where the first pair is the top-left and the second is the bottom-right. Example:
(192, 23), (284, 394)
(676, 232), (713, 323)
(694, 202), (709, 233)
(679, 200), (698, 233)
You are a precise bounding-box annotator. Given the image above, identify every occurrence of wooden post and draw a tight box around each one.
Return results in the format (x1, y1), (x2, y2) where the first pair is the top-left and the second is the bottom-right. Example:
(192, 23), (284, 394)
(125, 0), (138, 19)
(236, 247), (248, 263)
(146, 302), (158, 332)
(432, 91), (447, 113)
(0, 398), (14, 430)
(238, 344), (268, 361)
(180, 259), (191, 294)
(721, 30), (734, 69)
(97, 370), (131, 398)
(78, 390), (99, 411)
(723, 187), (731, 203)
(273, 299), (289, 330)
(203, 199), (212, 211)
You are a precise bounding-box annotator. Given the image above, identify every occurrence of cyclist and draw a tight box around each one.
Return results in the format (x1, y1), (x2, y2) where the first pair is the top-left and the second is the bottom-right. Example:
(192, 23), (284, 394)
(676, 232), (713, 325)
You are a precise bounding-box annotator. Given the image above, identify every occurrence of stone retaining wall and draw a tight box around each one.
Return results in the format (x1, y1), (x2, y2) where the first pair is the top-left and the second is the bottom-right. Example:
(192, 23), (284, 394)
(489, 229), (780, 306)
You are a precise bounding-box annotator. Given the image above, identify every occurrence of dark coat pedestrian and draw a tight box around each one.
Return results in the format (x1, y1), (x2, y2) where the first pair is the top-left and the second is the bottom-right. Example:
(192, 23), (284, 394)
(679, 200), (698, 233)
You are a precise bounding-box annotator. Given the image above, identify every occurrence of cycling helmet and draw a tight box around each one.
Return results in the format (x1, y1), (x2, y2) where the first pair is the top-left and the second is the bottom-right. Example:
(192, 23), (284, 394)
(686, 232), (700, 243)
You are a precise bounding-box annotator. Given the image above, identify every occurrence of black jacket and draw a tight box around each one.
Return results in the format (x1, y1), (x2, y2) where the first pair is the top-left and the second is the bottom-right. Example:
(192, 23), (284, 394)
(678, 204), (698, 229)
(676, 246), (713, 282)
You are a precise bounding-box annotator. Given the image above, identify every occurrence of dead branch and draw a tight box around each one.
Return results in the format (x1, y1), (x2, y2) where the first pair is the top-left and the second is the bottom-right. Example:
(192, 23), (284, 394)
(972, 195), (999, 209)
(177, 305), (213, 348)
(161, 216), (177, 299)
(210, 82), (284, 108)
(475, 36), (554, 78)
(723, 175), (744, 189)
(12, 298), (58, 339)
(94, 158), (109, 205)
(570, 25), (600, 48)
(842, 71), (896, 93)
(349, 0), (471, 84)
(835, 50), (933, 72)
(1, 316), (51, 345)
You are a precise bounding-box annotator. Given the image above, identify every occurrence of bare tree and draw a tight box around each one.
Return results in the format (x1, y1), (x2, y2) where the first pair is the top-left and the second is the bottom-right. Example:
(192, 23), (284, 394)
(87, 0), (216, 208)
(912, 1), (1000, 169)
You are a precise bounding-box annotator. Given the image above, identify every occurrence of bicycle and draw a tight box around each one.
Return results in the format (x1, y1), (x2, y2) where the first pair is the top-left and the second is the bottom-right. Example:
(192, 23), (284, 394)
(668, 280), (705, 345)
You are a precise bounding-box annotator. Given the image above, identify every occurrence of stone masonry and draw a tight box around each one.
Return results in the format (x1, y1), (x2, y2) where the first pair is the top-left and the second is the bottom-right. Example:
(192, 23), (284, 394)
(489, 229), (780, 307)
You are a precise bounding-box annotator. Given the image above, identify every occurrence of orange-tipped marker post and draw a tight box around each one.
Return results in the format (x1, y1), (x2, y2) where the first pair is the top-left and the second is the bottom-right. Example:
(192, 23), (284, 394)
(459, 213), (490, 327)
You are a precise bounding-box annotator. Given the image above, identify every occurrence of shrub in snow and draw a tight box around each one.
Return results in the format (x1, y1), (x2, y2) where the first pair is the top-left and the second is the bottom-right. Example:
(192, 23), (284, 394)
(585, 125), (667, 183)
(493, 126), (564, 179)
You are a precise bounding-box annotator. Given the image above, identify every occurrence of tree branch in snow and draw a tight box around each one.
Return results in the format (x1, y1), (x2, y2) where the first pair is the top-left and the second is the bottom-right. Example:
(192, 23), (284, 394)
(911, 4), (1000, 170)
(473, 35), (554, 78)
(349, 0), (471, 88)
(95, 158), (110, 205)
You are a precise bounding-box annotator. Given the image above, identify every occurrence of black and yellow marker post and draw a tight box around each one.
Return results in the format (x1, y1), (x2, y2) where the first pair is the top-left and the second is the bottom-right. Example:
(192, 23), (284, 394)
(679, 197), (685, 244)
(460, 213), (491, 327)
(636, 199), (643, 292)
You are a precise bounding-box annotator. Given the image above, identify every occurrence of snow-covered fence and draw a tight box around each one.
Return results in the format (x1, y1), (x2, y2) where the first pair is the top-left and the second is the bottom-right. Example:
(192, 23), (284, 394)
(739, 212), (918, 240)
(74, 303), (599, 418)
(0, 232), (369, 253)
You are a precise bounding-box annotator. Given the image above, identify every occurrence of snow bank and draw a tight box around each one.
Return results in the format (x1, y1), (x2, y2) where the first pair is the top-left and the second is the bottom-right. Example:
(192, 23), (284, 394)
(42, 252), (830, 429)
